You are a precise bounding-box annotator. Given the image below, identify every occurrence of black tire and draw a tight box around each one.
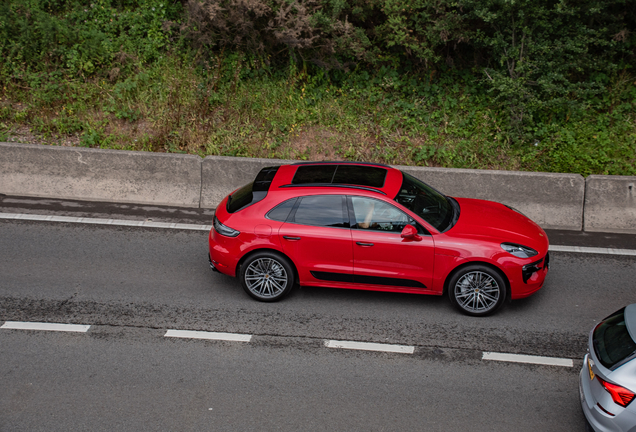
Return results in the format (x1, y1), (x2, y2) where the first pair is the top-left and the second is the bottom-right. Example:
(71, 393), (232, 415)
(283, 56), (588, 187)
(239, 251), (294, 302)
(448, 264), (506, 316)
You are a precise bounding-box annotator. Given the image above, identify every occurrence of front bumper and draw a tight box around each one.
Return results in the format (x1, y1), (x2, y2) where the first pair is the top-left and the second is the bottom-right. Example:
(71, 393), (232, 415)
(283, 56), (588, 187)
(522, 252), (549, 283)
(509, 252), (549, 299)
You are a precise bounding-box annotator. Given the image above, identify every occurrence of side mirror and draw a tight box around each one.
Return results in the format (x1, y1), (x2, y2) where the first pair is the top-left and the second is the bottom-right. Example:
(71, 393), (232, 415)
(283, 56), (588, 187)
(400, 224), (422, 241)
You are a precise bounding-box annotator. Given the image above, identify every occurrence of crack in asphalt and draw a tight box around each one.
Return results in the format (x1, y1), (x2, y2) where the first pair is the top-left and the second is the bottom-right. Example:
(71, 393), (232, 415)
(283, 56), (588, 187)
(56, 292), (78, 310)
(0, 296), (588, 359)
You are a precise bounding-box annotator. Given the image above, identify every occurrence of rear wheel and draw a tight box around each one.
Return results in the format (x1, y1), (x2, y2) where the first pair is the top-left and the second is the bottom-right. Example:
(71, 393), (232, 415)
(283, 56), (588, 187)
(448, 264), (506, 316)
(240, 251), (294, 302)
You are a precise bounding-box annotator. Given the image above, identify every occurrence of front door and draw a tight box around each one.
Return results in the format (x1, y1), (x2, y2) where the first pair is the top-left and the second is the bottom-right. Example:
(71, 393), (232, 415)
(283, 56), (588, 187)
(348, 196), (435, 291)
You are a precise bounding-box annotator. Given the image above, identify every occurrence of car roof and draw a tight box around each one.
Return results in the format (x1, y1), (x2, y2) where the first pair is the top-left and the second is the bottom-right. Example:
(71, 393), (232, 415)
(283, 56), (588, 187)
(269, 162), (404, 199)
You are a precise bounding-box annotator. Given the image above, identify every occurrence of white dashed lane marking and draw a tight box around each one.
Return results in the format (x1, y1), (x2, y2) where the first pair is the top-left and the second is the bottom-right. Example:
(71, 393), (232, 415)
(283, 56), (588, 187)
(1, 321), (577, 365)
(164, 329), (252, 342)
(482, 352), (574, 367)
(2, 213), (635, 255)
(325, 340), (415, 354)
(1, 321), (91, 333)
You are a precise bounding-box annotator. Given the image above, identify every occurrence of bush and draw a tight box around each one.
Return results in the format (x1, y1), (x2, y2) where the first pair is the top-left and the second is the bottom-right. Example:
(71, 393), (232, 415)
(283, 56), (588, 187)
(0, 0), (634, 176)
(182, 0), (372, 68)
(0, 0), (183, 79)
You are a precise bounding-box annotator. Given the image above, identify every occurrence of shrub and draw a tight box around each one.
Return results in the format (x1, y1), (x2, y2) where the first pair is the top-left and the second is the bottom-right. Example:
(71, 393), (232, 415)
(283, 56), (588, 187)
(0, 0), (183, 79)
(182, 0), (371, 68)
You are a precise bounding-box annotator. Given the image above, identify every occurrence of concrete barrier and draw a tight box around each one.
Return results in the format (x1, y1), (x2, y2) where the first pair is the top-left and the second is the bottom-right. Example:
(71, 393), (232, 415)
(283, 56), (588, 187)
(584, 175), (636, 234)
(0, 142), (202, 207)
(396, 166), (585, 231)
(2, 142), (633, 233)
(200, 155), (291, 209)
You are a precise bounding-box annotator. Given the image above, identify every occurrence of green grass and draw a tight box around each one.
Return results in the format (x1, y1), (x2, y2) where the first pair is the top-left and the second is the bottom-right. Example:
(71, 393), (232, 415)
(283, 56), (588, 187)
(1, 55), (634, 176)
(2, 0), (634, 176)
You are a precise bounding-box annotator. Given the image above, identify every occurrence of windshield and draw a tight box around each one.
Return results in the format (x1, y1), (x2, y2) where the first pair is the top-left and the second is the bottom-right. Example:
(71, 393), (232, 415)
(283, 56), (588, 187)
(394, 172), (455, 232)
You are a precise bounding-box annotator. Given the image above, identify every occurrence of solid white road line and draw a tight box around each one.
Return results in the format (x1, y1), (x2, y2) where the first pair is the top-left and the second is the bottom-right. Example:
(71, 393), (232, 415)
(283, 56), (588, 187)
(482, 352), (573, 367)
(3, 212), (636, 255)
(164, 329), (252, 342)
(1, 321), (91, 333)
(549, 244), (636, 256)
(325, 340), (415, 354)
(0, 213), (212, 231)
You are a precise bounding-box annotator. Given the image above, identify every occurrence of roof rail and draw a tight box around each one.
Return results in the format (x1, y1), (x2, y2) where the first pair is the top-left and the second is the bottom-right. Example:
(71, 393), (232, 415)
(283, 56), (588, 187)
(278, 183), (387, 195)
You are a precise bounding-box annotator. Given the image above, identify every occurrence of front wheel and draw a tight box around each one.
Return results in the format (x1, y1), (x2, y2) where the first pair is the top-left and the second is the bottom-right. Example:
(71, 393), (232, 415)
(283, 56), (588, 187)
(240, 251), (294, 302)
(448, 265), (506, 316)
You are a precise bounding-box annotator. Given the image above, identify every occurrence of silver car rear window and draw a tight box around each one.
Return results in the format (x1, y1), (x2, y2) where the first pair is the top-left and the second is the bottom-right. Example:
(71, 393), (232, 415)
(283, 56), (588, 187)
(593, 307), (636, 370)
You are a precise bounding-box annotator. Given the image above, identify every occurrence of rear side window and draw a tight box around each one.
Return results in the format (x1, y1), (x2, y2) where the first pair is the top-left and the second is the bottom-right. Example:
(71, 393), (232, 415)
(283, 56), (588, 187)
(291, 195), (348, 228)
(266, 198), (297, 222)
(593, 307), (636, 370)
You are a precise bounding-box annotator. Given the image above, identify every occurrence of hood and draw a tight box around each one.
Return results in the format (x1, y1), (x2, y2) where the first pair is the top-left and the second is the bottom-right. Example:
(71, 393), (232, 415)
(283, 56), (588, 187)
(449, 197), (549, 253)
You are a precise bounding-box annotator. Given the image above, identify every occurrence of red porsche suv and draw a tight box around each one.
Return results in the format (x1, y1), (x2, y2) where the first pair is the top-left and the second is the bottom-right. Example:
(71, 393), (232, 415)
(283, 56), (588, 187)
(209, 162), (549, 316)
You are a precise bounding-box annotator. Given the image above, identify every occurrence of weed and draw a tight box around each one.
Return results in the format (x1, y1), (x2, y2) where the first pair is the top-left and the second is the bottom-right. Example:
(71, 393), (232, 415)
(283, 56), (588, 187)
(1, 0), (634, 176)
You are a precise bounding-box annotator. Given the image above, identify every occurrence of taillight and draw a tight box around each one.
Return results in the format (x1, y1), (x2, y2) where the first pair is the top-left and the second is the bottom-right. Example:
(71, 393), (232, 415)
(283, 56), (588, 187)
(213, 216), (240, 237)
(597, 376), (636, 407)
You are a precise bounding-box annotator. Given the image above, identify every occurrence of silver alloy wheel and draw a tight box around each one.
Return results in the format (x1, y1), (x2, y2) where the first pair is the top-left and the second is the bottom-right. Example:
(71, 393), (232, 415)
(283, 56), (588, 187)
(453, 271), (500, 314)
(244, 257), (288, 299)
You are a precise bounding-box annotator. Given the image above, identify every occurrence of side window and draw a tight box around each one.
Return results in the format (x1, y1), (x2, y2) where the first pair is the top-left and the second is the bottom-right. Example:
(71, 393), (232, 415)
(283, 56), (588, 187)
(266, 198), (298, 222)
(291, 195), (348, 228)
(350, 197), (416, 233)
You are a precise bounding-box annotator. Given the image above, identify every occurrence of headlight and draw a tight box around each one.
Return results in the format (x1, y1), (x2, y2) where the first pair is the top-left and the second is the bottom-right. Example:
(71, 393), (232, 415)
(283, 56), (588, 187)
(214, 216), (240, 237)
(501, 243), (538, 258)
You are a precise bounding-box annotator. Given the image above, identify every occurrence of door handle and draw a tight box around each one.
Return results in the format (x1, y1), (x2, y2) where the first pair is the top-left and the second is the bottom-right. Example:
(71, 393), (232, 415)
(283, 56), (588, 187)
(356, 242), (374, 246)
(283, 236), (301, 240)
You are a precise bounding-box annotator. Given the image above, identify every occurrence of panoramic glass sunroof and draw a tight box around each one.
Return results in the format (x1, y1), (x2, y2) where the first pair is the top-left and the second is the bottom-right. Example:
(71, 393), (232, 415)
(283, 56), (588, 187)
(291, 165), (387, 188)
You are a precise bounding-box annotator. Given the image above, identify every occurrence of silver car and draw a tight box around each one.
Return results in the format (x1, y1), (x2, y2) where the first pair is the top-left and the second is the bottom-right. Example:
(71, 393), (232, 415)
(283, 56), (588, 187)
(580, 304), (636, 431)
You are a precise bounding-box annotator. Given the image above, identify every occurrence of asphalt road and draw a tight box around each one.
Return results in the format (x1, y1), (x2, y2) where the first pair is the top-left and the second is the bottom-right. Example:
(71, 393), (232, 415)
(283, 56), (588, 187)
(1, 326), (581, 432)
(1, 199), (636, 431)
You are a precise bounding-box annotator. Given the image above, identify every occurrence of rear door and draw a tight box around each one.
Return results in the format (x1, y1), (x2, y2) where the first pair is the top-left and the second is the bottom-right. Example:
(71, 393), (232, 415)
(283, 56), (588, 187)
(279, 195), (354, 284)
(348, 196), (435, 291)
